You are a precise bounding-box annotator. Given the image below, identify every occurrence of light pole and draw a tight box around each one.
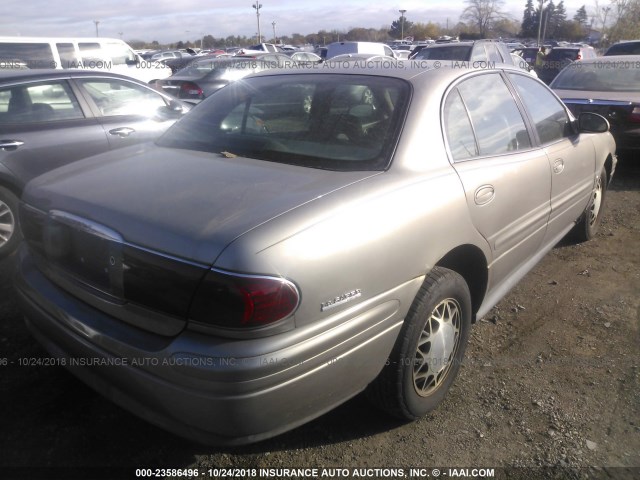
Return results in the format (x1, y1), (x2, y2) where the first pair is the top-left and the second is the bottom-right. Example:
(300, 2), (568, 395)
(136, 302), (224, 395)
(399, 9), (406, 41)
(536, 0), (546, 47)
(272, 21), (277, 45)
(93, 20), (100, 37)
(252, 2), (262, 44)
(601, 6), (611, 45)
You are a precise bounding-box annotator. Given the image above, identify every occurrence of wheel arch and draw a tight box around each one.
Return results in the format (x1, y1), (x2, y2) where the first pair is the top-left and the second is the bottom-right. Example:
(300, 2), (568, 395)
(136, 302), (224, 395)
(0, 170), (22, 199)
(604, 153), (614, 184)
(435, 244), (488, 323)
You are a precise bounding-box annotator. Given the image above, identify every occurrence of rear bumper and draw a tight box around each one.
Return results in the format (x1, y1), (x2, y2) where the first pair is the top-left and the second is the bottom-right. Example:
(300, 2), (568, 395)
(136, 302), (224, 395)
(15, 246), (411, 445)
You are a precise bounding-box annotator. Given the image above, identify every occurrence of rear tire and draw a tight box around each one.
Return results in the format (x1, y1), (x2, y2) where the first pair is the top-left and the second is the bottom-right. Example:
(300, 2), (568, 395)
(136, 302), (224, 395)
(572, 167), (607, 243)
(366, 267), (472, 419)
(0, 186), (21, 259)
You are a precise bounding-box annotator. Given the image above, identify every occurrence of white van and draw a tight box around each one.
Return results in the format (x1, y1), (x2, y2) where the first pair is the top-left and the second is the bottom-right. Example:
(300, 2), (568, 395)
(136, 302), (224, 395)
(0, 37), (171, 83)
(325, 41), (396, 59)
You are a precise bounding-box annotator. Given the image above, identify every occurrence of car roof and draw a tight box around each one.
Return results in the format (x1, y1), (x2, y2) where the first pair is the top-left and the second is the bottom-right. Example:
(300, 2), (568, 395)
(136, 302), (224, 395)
(0, 69), (149, 85)
(246, 62), (526, 86)
(551, 46), (590, 51)
(427, 41), (475, 47)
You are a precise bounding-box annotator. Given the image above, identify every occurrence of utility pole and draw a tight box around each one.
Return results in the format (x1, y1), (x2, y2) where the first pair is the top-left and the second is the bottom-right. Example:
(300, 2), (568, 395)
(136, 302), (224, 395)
(272, 21), (277, 44)
(601, 6), (611, 45)
(93, 20), (100, 37)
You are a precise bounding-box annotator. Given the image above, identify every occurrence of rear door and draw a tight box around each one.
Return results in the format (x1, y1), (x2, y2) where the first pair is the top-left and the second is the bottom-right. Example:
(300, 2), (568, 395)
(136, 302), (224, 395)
(0, 78), (108, 189)
(443, 71), (551, 286)
(72, 76), (183, 149)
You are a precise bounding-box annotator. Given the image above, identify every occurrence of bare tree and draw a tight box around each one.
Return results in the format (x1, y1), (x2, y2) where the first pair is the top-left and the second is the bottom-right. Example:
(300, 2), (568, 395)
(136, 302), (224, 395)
(460, 0), (507, 37)
(606, 0), (640, 43)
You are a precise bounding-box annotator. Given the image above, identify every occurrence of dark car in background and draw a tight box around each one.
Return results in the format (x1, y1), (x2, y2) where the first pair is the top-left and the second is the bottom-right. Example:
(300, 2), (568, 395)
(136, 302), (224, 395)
(0, 69), (190, 257)
(162, 52), (228, 74)
(551, 55), (640, 159)
(537, 45), (597, 84)
(604, 40), (640, 56)
(157, 56), (292, 103)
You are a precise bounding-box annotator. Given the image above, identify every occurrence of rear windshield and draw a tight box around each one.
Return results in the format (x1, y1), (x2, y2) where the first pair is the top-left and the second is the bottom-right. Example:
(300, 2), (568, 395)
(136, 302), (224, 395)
(551, 62), (640, 92)
(413, 46), (472, 61)
(157, 74), (410, 171)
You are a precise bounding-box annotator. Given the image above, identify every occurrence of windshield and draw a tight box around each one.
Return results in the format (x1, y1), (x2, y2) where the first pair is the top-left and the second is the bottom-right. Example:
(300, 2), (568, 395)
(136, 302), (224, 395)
(551, 63), (640, 92)
(157, 74), (410, 171)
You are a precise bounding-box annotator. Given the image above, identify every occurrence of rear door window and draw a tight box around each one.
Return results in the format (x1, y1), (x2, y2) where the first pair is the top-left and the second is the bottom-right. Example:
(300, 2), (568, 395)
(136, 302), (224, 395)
(75, 78), (168, 117)
(0, 80), (84, 124)
(443, 90), (478, 161)
(456, 73), (531, 156)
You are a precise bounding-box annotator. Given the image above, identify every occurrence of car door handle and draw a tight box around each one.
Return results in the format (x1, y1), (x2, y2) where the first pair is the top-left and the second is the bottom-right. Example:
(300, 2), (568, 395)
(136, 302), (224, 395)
(553, 158), (565, 174)
(108, 127), (136, 138)
(474, 185), (495, 205)
(0, 140), (25, 150)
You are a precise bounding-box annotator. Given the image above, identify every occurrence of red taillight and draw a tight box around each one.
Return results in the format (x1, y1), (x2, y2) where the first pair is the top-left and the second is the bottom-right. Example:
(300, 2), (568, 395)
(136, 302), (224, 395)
(629, 106), (640, 123)
(189, 269), (299, 330)
(577, 53), (582, 60)
(180, 82), (203, 98)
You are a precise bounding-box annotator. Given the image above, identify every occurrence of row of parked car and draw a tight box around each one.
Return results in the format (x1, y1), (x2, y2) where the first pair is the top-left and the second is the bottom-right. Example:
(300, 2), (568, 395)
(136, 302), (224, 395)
(0, 33), (635, 446)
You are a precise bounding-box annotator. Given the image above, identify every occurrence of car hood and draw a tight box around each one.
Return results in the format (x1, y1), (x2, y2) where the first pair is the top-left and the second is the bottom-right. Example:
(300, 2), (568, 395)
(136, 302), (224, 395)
(553, 89), (640, 103)
(22, 144), (378, 266)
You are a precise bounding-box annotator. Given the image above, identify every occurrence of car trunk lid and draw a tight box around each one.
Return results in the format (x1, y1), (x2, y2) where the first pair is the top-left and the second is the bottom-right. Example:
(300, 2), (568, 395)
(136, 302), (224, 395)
(20, 144), (378, 333)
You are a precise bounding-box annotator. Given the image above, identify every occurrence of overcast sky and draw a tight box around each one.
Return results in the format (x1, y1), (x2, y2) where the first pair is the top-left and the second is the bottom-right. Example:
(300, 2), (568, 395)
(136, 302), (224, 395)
(1, 0), (593, 44)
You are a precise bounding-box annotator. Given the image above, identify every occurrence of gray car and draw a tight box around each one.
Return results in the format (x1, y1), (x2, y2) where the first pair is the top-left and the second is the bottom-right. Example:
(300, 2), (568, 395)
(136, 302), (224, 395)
(0, 70), (190, 257)
(15, 64), (616, 445)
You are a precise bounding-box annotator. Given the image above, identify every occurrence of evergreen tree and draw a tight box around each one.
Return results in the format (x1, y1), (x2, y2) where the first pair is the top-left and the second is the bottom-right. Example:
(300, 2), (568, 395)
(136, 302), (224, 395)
(521, 0), (537, 38)
(548, 0), (568, 38)
(389, 15), (414, 39)
(542, 0), (555, 40)
(573, 5), (589, 28)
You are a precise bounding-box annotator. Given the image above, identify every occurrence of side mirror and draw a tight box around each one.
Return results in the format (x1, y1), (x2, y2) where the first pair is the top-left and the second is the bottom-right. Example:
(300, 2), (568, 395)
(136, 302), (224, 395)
(578, 112), (609, 133)
(126, 58), (138, 66)
(168, 99), (184, 112)
(155, 100), (186, 120)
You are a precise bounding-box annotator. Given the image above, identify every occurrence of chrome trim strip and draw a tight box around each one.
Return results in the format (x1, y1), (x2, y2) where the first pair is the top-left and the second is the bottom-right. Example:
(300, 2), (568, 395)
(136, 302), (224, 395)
(49, 210), (123, 242)
(561, 98), (633, 107)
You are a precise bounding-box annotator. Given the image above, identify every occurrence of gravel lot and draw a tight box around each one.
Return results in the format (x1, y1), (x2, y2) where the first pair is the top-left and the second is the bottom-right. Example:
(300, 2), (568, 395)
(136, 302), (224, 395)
(1, 161), (638, 480)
